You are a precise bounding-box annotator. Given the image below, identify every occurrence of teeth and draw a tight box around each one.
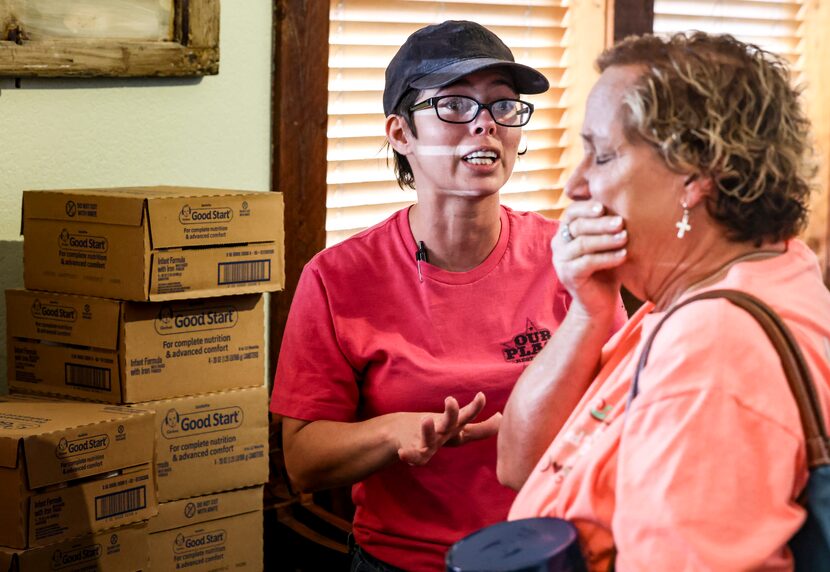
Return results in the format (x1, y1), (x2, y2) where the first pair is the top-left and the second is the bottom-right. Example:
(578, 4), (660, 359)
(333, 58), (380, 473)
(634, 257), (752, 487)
(465, 150), (497, 159)
(463, 150), (498, 164)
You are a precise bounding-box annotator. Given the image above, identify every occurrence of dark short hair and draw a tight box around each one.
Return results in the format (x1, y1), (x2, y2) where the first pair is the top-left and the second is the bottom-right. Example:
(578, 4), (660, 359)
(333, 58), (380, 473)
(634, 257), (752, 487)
(388, 89), (421, 190)
(597, 32), (815, 245)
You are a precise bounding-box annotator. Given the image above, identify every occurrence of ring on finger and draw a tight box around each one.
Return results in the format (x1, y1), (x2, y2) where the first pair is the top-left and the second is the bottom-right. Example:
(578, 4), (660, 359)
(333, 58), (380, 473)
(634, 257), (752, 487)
(560, 223), (574, 243)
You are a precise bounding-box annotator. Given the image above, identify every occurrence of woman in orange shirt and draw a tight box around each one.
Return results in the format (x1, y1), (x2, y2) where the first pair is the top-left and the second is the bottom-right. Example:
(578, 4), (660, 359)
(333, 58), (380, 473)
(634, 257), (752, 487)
(499, 32), (830, 570)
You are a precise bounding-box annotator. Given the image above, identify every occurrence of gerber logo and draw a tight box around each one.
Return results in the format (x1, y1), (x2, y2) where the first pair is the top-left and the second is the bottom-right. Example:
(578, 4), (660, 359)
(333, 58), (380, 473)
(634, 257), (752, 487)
(58, 229), (108, 252)
(65, 201), (77, 217)
(55, 434), (110, 458)
(502, 319), (552, 363)
(154, 304), (238, 335)
(173, 529), (226, 553)
(178, 205), (233, 224)
(51, 544), (102, 569)
(161, 406), (243, 439)
(31, 299), (77, 322)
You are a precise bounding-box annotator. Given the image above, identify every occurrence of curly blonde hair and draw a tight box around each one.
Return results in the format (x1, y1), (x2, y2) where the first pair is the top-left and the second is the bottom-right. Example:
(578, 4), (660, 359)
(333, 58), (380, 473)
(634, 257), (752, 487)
(597, 32), (815, 244)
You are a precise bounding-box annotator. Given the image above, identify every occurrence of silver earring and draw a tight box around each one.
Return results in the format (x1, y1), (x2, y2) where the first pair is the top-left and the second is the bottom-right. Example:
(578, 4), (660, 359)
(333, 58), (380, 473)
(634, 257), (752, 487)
(676, 201), (691, 238)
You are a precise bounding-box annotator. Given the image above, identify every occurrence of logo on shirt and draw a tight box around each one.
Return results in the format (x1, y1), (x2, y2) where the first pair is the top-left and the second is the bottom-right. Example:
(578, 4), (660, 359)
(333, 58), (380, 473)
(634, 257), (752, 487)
(502, 319), (551, 363)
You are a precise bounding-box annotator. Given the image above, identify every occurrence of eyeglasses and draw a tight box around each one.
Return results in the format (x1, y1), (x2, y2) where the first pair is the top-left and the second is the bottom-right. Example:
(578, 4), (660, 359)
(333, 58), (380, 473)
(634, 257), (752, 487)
(409, 95), (534, 127)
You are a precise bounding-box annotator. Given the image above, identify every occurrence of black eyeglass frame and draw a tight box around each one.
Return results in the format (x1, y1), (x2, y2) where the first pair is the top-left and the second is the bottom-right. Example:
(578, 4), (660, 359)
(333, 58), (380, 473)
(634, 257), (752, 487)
(408, 95), (535, 127)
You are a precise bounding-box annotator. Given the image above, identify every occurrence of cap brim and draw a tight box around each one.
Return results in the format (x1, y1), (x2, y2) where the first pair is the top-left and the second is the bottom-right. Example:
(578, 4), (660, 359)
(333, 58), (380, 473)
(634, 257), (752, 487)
(409, 58), (549, 95)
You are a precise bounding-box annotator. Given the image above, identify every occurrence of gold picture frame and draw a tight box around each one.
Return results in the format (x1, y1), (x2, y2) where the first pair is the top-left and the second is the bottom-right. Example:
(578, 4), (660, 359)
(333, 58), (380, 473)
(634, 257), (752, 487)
(0, 0), (219, 77)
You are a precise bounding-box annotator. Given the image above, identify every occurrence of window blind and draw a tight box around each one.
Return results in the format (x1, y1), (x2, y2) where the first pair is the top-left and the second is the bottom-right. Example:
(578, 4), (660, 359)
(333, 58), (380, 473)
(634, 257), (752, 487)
(327, 0), (575, 247)
(653, 1), (803, 73)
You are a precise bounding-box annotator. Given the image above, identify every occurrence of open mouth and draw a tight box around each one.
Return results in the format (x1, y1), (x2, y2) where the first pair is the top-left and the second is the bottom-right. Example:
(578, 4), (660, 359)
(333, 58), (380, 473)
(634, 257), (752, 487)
(462, 149), (499, 166)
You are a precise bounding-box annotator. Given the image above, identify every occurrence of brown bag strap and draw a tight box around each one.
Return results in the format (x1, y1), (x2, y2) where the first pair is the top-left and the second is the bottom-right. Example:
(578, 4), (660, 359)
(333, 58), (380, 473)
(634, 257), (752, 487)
(629, 289), (830, 467)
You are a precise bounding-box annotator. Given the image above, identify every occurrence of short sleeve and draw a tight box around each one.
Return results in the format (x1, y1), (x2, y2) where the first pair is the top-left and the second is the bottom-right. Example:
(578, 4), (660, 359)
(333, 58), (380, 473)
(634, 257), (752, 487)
(269, 262), (360, 422)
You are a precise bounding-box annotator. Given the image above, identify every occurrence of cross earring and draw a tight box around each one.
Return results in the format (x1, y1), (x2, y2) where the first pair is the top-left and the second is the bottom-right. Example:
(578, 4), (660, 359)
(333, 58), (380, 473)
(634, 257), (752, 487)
(676, 201), (691, 238)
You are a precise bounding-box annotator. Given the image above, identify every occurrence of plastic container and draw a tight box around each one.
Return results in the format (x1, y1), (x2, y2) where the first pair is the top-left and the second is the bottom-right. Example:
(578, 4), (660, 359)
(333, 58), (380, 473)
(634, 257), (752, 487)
(446, 517), (586, 572)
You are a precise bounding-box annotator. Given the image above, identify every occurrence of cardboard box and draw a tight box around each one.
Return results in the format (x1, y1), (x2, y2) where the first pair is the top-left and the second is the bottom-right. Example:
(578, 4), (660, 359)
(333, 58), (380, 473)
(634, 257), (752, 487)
(139, 386), (269, 502)
(147, 487), (263, 571)
(7, 289), (265, 403)
(22, 186), (284, 301)
(0, 396), (157, 549)
(0, 523), (148, 572)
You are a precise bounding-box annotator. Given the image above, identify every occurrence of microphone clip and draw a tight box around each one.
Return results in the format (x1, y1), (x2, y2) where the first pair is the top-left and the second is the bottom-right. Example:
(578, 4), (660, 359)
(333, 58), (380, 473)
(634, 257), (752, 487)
(415, 241), (428, 282)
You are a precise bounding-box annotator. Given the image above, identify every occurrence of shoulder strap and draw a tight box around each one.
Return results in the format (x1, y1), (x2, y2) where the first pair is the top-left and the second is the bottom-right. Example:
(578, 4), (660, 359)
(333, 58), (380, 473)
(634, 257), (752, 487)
(628, 288), (830, 467)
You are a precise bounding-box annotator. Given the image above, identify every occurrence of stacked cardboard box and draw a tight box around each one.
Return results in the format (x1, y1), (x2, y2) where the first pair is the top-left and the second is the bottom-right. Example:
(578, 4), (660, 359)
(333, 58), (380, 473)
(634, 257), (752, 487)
(21, 186), (284, 301)
(0, 396), (156, 571)
(4, 187), (281, 571)
(147, 485), (264, 570)
(0, 523), (149, 572)
(6, 289), (266, 403)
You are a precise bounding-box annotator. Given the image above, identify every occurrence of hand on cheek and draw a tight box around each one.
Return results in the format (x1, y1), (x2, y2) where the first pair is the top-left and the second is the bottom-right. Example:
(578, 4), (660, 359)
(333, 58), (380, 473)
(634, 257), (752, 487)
(557, 200), (628, 256)
(552, 200), (628, 317)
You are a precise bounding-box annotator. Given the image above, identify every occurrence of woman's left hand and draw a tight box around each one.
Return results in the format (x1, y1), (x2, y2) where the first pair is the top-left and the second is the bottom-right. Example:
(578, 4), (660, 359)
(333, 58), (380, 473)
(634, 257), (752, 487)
(397, 392), (501, 466)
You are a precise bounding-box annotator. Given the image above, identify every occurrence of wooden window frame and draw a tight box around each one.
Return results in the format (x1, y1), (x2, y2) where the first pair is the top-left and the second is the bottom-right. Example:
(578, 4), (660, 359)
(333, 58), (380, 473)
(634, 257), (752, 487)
(269, 0), (329, 383)
(0, 0), (219, 77)
(610, 0), (653, 42)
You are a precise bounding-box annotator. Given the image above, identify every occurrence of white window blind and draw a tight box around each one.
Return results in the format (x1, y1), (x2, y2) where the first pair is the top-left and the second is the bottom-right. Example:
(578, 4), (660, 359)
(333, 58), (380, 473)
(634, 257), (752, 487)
(653, 1), (803, 74)
(327, 0), (575, 247)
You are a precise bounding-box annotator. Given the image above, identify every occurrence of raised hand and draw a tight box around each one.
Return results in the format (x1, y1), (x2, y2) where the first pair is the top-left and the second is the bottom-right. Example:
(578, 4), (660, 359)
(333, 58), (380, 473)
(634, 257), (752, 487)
(396, 392), (501, 466)
(554, 200), (627, 319)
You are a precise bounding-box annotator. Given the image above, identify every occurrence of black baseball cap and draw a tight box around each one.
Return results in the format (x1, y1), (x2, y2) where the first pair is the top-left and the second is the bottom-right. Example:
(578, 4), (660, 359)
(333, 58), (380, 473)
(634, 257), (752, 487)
(383, 20), (550, 116)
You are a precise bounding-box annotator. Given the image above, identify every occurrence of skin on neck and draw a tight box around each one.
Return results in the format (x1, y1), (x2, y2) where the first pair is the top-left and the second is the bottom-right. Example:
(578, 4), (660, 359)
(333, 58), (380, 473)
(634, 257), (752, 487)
(408, 192), (502, 272)
(630, 210), (786, 311)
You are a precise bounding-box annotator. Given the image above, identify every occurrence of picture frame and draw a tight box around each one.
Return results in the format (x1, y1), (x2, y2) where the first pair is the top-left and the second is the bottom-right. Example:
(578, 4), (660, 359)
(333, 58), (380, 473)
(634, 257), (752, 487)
(0, 0), (219, 77)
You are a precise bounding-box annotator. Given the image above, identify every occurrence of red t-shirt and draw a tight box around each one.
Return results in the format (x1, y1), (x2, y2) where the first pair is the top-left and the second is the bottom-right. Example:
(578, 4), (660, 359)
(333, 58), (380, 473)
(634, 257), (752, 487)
(271, 206), (585, 570)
